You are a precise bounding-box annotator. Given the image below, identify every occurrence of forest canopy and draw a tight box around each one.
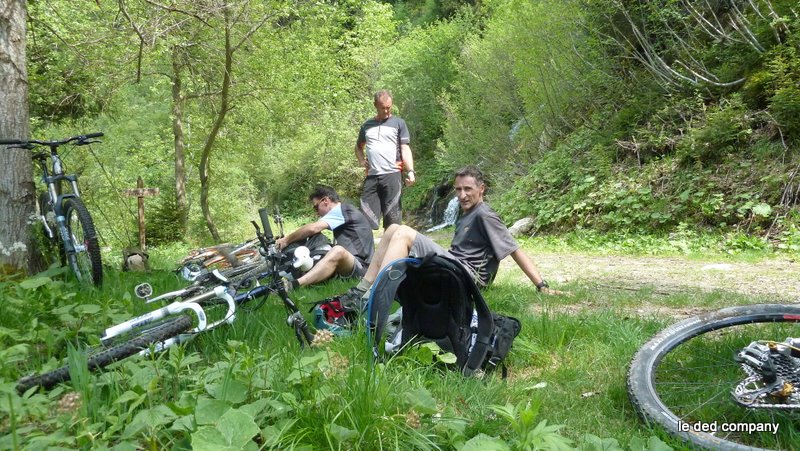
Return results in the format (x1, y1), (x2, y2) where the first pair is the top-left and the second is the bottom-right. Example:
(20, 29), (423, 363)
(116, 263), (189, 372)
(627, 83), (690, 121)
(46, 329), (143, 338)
(21, 0), (800, 250)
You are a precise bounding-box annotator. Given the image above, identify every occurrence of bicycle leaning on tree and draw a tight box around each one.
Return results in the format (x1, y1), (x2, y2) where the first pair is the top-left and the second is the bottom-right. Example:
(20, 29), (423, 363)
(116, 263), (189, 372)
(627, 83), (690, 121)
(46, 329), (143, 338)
(0, 133), (104, 286)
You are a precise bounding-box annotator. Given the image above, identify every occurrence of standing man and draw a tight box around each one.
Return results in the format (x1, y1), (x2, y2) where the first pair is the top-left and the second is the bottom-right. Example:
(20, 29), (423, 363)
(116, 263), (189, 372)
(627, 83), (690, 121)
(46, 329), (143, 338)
(355, 90), (416, 230)
(276, 185), (374, 290)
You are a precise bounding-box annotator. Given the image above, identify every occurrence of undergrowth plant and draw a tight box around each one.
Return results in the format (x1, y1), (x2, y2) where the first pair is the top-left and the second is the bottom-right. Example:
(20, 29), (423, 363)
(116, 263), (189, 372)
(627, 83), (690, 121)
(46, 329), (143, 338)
(0, 238), (784, 450)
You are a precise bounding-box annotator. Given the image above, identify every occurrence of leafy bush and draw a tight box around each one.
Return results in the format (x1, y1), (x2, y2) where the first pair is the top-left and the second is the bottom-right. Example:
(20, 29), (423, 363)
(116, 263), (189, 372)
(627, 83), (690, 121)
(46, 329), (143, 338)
(676, 95), (752, 166)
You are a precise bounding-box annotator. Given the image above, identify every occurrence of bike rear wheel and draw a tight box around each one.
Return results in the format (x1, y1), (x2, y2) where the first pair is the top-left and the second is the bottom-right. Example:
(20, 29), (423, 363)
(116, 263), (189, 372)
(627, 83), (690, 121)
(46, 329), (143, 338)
(16, 314), (193, 394)
(63, 197), (103, 286)
(627, 304), (800, 450)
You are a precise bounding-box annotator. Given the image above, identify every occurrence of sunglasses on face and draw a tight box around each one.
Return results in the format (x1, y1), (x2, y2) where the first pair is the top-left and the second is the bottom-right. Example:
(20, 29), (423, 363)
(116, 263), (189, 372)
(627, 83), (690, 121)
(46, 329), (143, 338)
(312, 198), (327, 212)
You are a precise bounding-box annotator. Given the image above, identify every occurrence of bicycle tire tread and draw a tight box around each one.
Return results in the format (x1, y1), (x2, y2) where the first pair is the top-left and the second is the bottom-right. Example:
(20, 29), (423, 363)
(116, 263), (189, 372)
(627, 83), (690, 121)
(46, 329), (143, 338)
(63, 197), (103, 286)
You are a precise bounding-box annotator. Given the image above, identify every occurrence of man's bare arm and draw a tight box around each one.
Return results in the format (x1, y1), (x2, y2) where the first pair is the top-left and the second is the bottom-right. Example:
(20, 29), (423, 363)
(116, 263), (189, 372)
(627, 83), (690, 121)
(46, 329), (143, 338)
(277, 220), (328, 250)
(355, 141), (368, 169)
(401, 144), (415, 186)
(510, 248), (568, 295)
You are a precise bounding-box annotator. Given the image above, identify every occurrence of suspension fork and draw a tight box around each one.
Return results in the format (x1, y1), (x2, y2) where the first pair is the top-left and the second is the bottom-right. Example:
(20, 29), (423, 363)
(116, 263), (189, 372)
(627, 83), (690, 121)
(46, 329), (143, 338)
(52, 193), (80, 255)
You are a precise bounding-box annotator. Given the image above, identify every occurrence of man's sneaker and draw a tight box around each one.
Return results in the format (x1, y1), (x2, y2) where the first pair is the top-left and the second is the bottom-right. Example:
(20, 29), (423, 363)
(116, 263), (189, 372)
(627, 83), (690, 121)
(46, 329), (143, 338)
(280, 275), (299, 293)
(337, 286), (367, 311)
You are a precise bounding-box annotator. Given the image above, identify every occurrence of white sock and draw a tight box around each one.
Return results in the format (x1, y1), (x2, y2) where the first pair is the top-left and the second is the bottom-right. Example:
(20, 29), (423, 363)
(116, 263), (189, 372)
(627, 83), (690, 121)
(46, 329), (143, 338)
(356, 278), (373, 292)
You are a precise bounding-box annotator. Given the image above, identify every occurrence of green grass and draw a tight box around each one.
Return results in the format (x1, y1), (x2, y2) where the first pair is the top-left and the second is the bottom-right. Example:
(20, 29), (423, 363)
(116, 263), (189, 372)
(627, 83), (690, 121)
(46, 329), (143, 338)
(1, 234), (797, 449)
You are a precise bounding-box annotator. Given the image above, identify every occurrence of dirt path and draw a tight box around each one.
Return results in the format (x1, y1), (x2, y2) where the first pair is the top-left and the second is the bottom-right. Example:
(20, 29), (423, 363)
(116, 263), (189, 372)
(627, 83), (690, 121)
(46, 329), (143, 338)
(500, 251), (800, 319)
(532, 252), (799, 298)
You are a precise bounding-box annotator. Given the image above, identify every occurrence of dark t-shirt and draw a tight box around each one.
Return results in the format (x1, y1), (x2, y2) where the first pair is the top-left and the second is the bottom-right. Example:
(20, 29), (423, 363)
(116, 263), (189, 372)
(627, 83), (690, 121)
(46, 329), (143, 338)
(449, 202), (519, 287)
(321, 202), (375, 266)
(357, 115), (410, 176)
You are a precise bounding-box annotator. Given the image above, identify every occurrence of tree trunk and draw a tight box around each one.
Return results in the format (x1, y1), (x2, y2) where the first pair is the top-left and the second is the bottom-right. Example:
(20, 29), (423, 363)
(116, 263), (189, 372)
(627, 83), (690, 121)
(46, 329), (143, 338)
(199, 5), (233, 243)
(0, 0), (37, 276)
(171, 48), (189, 236)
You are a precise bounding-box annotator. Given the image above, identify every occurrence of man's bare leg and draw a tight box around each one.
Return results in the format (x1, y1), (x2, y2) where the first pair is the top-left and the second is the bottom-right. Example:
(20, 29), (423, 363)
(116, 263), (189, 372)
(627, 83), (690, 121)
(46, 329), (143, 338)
(297, 246), (355, 286)
(363, 224), (417, 284)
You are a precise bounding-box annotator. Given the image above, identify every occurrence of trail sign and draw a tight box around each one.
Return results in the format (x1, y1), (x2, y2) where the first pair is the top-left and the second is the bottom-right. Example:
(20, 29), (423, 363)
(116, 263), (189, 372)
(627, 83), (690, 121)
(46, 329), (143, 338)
(123, 177), (159, 251)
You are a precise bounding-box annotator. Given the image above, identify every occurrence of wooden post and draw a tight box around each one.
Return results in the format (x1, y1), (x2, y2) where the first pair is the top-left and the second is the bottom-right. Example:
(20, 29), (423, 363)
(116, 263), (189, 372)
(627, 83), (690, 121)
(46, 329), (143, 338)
(123, 177), (159, 251)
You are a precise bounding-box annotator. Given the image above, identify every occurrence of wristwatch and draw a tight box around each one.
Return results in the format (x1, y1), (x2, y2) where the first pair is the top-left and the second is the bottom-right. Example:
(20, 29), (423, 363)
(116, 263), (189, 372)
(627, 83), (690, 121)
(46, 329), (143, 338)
(407, 169), (416, 176)
(536, 279), (549, 291)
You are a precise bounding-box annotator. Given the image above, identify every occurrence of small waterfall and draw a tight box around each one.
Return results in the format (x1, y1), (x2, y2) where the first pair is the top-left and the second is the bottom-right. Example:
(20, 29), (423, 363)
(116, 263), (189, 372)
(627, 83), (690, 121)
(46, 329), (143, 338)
(426, 197), (460, 232)
(428, 190), (440, 225)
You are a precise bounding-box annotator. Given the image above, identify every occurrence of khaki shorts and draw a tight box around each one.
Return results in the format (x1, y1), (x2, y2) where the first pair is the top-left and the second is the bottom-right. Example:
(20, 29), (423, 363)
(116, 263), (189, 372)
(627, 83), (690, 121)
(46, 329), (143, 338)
(409, 233), (451, 259)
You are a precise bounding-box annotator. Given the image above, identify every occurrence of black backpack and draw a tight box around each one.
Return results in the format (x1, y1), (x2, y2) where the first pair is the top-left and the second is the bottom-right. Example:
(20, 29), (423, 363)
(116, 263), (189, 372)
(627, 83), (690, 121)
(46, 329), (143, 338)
(367, 253), (521, 377)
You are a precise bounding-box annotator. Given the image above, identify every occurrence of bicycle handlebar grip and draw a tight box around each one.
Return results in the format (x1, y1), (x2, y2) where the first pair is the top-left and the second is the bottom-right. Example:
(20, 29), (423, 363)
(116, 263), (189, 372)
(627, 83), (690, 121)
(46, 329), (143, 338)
(0, 139), (22, 145)
(83, 132), (104, 139)
(258, 208), (273, 239)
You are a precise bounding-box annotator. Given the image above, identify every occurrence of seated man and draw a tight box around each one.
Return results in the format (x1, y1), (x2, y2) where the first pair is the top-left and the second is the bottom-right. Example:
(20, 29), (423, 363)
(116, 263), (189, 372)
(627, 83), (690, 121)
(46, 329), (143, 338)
(277, 185), (374, 290)
(335, 165), (563, 306)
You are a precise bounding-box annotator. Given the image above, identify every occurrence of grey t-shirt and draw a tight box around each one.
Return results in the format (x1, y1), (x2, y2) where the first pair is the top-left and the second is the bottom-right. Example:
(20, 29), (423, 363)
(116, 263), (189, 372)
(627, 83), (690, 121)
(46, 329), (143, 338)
(449, 202), (519, 287)
(357, 115), (410, 176)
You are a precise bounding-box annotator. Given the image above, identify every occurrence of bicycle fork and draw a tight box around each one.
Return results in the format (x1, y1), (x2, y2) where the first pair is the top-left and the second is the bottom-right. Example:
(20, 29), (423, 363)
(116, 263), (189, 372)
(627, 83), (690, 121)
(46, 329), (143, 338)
(55, 214), (77, 255)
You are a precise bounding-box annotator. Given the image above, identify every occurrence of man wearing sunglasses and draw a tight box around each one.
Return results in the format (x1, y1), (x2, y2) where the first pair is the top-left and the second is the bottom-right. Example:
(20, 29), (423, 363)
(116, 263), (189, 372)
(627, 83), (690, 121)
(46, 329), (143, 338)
(276, 185), (374, 291)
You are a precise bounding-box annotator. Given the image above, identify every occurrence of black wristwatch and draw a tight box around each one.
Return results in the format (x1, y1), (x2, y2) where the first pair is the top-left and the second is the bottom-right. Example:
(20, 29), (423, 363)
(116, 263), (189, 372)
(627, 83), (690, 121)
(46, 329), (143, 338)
(536, 279), (549, 291)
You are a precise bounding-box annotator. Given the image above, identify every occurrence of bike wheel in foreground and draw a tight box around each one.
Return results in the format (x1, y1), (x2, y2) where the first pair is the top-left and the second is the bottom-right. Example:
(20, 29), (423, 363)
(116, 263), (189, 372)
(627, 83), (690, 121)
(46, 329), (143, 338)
(16, 315), (193, 394)
(63, 197), (103, 286)
(627, 304), (800, 450)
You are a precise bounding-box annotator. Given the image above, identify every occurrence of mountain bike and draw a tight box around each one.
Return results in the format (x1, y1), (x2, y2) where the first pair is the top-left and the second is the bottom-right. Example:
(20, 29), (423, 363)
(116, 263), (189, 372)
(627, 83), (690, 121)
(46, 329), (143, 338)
(176, 238), (263, 281)
(15, 207), (315, 394)
(0, 133), (104, 286)
(627, 304), (800, 450)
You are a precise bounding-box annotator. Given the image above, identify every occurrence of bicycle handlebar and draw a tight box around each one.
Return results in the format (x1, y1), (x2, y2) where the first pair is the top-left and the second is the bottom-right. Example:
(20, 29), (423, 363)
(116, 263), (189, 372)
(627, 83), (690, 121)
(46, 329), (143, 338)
(0, 132), (104, 148)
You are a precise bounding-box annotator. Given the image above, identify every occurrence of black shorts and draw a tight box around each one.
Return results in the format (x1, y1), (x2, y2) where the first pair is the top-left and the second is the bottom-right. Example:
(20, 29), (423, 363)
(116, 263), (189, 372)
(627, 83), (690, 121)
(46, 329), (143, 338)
(360, 172), (402, 230)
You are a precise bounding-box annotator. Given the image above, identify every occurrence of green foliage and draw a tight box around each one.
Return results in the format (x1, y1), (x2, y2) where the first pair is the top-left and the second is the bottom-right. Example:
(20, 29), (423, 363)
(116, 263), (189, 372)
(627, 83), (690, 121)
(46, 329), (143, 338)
(26, 0), (127, 120)
(488, 398), (573, 450)
(744, 24), (800, 136)
(676, 95), (752, 165)
(147, 190), (186, 247)
(378, 11), (475, 160)
(20, 0), (800, 261)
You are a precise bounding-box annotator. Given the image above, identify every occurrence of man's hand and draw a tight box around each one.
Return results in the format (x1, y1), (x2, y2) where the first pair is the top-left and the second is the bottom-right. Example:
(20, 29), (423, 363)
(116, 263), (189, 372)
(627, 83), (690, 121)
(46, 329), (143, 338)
(539, 286), (571, 296)
(276, 237), (288, 251)
(405, 171), (416, 187)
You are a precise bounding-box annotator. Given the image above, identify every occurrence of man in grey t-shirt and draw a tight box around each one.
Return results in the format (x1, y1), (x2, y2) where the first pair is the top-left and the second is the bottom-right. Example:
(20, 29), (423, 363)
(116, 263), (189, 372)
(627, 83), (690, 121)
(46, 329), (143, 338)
(334, 165), (564, 307)
(355, 90), (416, 230)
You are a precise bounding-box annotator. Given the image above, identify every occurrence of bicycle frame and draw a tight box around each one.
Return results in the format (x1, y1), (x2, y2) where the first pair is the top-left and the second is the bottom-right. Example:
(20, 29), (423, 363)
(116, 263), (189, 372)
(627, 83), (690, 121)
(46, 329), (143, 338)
(135, 207), (314, 350)
(36, 149), (81, 246)
(107, 284), (237, 356)
(14, 207), (312, 394)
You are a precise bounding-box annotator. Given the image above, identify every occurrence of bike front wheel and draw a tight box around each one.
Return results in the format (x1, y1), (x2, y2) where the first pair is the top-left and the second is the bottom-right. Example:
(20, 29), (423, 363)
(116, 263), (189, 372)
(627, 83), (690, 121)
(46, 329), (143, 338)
(627, 304), (800, 450)
(16, 314), (193, 393)
(63, 197), (103, 286)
